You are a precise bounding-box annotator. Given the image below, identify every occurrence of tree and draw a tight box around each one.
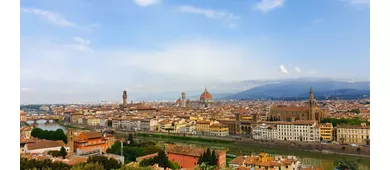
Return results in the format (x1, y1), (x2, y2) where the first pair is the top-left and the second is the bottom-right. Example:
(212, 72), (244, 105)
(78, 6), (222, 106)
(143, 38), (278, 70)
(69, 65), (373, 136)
(139, 151), (178, 169)
(30, 128), (67, 144)
(210, 150), (217, 166)
(205, 148), (211, 164)
(128, 134), (135, 145)
(87, 155), (121, 170)
(336, 159), (358, 170)
(60, 146), (67, 159)
(71, 162), (104, 170)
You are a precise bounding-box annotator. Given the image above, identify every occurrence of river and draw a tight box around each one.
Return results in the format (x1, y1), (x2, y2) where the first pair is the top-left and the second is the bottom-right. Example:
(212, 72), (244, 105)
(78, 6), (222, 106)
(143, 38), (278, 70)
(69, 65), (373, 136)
(26, 119), (67, 132)
(137, 136), (370, 170)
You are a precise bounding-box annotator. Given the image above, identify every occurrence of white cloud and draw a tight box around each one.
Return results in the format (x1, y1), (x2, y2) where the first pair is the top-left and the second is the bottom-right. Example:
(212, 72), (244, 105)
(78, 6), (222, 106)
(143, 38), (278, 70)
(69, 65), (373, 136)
(254, 0), (285, 13)
(21, 8), (97, 31)
(61, 37), (92, 51)
(133, 0), (161, 7)
(279, 65), (288, 74)
(178, 5), (239, 27)
(294, 66), (302, 73)
(73, 37), (91, 46)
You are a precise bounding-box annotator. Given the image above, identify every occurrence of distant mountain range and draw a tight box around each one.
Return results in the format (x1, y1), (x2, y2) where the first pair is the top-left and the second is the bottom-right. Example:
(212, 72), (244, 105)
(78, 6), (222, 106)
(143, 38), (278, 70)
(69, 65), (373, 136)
(219, 78), (370, 100)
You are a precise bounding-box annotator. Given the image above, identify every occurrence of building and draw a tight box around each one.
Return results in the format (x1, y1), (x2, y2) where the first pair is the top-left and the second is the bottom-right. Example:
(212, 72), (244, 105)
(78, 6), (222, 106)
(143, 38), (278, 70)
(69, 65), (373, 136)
(141, 119), (151, 132)
(87, 116), (100, 126)
(337, 123), (370, 145)
(230, 153), (299, 170)
(267, 87), (326, 124)
(319, 123), (333, 141)
(24, 140), (70, 154)
(200, 88), (213, 107)
(20, 110), (27, 122)
(123, 89), (128, 106)
(112, 118), (141, 132)
(72, 131), (111, 154)
(179, 124), (196, 134)
(165, 145), (226, 169)
(210, 124), (229, 136)
(253, 123), (278, 140)
(218, 113), (260, 137)
(196, 120), (211, 135)
(275, 120), (320, 142)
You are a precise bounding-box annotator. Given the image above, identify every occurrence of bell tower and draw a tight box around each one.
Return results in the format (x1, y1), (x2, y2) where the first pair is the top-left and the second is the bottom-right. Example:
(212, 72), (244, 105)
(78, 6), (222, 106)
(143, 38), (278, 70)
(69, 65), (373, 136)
(122, 89), (127, 106)
(308, 87), (316, 121)
(67, 128), (74, 153)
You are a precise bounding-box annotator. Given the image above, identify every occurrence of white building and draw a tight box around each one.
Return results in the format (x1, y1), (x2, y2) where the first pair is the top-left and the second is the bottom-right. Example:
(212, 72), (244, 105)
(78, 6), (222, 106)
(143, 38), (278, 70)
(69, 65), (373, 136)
(276, 120), (320, 142)
(253, 123), (278, 140)
(24, 140), (70, 154)
(252, 121), (320, 142)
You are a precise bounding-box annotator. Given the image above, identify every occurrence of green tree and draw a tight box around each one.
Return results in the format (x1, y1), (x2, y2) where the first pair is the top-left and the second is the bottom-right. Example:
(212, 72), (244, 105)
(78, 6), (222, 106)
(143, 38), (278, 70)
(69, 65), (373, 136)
(210, 150), (217, 166)
(87, 155), (121, 170)
(205, 148), (211, 164)
(71, 162), (104, 170)
(60, 146), (67, 159)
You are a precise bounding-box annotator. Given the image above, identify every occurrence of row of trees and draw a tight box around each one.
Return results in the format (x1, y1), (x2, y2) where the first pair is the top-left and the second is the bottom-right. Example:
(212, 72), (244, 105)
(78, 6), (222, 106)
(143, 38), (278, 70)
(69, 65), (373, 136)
(31, 128), (68, 144)
(198, 148), (218, 168)
(139, 151), (179, 169)
(20, 155), (122, 170)
(320, 117), (370, 127)
(20, 157), (71, 170)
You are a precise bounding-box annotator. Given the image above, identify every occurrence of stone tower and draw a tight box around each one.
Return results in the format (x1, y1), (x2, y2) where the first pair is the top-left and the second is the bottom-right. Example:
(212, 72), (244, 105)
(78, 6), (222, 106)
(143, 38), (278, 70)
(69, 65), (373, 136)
(122, 89), (127, 106)
(181, 92), (186, 107)
(67, 128), (74, 153)
(308, 87), (316, 121)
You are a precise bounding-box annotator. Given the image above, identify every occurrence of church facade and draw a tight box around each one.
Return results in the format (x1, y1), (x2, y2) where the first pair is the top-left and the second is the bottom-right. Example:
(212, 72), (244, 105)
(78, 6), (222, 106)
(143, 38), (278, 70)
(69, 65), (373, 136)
(267, 87), (326, 123)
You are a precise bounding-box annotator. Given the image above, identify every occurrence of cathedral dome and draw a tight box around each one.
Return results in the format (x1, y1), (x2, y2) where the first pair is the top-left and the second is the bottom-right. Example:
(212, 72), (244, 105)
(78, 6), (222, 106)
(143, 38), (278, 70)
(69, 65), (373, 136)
(200, 88), (213, 101)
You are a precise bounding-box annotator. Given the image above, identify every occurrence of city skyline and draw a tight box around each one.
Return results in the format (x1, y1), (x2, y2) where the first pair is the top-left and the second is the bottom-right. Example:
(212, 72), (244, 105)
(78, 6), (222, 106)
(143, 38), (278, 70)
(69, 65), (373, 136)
(20, 0), (370, 104)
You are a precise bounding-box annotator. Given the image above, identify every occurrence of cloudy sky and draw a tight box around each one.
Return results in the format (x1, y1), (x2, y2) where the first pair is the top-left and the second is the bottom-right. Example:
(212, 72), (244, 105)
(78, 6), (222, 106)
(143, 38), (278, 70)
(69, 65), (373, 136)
(20, 0), (370, 104)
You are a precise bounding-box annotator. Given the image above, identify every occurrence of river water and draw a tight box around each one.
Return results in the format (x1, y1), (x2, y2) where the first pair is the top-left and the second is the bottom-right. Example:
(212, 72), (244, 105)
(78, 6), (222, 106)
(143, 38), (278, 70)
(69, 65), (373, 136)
(24, 121), (369, 170)
(26, 119), (67, 132)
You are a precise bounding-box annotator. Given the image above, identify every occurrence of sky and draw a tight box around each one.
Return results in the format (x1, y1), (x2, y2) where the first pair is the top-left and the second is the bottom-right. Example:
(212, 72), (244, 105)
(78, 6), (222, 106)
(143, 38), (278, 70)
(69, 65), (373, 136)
(20, 0), (370, 104)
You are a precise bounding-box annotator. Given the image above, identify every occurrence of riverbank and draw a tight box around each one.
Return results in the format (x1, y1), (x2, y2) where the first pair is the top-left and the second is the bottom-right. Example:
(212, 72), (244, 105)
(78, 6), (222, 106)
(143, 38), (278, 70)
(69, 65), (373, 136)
(126, 132), (369, 158)
(136, 132), (233, 144)
(56, 121), (90, 130)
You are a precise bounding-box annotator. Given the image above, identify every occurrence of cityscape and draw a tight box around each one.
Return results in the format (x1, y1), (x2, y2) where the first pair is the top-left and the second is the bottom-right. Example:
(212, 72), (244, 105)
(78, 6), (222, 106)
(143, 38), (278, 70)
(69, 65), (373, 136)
(20, 0), (370, 170)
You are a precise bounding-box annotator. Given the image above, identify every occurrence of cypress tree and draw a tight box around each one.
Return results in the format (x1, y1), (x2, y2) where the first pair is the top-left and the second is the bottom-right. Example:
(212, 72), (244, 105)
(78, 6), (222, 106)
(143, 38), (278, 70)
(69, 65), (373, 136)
(206, 148), (211, 164)
(211, 150), (217, 166)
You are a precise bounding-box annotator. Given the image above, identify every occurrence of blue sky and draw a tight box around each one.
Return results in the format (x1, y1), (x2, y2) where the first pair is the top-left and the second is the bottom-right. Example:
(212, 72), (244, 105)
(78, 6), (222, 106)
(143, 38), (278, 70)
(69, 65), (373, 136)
(20, 0), (370, 104)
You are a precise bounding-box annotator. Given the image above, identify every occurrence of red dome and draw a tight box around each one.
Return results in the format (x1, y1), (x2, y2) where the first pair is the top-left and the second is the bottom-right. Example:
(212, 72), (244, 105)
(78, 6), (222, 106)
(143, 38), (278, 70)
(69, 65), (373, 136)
(200, 88), (213, 101)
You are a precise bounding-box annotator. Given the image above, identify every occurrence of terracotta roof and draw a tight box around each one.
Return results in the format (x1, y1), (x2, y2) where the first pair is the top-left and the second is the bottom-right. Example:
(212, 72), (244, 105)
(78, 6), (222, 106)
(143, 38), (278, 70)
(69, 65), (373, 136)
(67, 156), (88, 165)
(200, 88), (213, 101)
(83, 132), (102, 139)
(272, 106), (310, 112)
(26, 140), (65, 150)
(136, 153), (158, 162)
(165, 145), (225, 157)
(337, 124), (370, 129)
(230, 156), (246, 165)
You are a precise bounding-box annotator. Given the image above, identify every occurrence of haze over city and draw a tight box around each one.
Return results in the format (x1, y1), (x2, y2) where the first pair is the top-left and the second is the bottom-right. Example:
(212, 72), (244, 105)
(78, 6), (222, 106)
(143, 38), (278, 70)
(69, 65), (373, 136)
(20, 0), (369, 104)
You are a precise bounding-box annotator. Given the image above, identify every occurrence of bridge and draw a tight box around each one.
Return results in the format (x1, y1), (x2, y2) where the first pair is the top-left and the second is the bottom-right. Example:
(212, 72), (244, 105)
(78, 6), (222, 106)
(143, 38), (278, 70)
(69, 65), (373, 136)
(25, 115), (59, 123)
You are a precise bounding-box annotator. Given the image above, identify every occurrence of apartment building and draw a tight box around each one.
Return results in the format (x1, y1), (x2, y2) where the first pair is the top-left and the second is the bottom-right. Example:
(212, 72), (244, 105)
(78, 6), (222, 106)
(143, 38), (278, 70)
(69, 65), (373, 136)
(276, 120), (320, 142)
(337, 123), (370, 145)
(319, 123), (333, 141)
(210, 124), (229, 136)
(253, 123), (278, 140)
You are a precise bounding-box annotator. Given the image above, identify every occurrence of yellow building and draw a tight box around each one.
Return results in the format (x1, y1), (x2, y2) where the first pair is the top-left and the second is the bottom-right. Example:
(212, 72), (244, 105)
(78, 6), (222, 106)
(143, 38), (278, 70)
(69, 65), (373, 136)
(87, 116), (100, 126)
(337, 123), (370, 145)
(210, 124), (229, 136)
(319, 123), (333, 141)
(196, 120), (211, 135)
